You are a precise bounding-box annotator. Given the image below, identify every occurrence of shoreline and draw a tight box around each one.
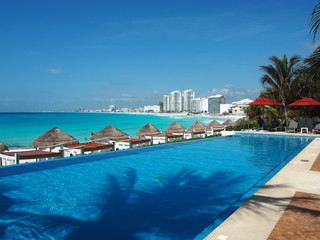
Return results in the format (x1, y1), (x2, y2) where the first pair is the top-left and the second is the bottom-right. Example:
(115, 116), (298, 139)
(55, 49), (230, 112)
(104, 111), (246, 120)
(1, 112), (245, 150)
(0, 111), (246, 120)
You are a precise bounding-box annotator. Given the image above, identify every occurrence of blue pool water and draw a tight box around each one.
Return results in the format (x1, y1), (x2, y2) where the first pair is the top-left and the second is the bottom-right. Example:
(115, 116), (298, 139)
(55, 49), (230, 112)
(0, 134), (314, 240)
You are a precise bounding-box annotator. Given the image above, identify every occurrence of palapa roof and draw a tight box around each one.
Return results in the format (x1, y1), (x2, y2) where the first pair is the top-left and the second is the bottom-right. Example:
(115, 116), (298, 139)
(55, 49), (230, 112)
(234, 118), (245, 125)
(207, 120), (223, 128)
(165, 122), (186, 134)
(222, 119), (235, 127)
(33, 128), (80, 148)
(91, 125), (129, 140)
(136, 123), (161, 137)
(0, 142), (9, 152)
(188, 121), (206, 131)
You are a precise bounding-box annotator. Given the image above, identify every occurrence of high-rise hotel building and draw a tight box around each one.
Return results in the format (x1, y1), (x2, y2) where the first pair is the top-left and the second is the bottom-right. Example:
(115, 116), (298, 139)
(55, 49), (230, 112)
(182, 89), (196, 112)
(163, 89), (196, 112)
(170, 90), (183, 112)
(163, 95), (171, 112)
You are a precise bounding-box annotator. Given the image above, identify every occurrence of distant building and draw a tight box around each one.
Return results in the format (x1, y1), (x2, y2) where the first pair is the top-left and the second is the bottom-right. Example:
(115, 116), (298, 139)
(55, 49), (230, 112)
(121, 108), (129, 112)
(144, 105), (160, 113)
(220, 104), (232, 114)
(190, 98), (202, 112)
(163, 95), (171, 112)
(190, 97), (208, 113)
(159, 102), (164, 112)
(170, 90), (182, 112)
(208, 95), (226, 114)
(182, 89), (195, 112)
(231, 98), (253, 115)
(201, 98), (208, 113)
(108, 105), (116, 112)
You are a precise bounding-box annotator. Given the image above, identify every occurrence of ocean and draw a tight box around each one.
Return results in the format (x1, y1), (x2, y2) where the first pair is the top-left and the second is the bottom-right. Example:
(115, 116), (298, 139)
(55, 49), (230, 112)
(0, 112), (231, 149)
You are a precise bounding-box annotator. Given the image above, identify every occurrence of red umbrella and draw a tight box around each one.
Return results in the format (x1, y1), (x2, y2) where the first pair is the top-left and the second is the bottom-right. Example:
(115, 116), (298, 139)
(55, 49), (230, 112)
(288, 98), (320, 106)
(248, 98), (281, 106)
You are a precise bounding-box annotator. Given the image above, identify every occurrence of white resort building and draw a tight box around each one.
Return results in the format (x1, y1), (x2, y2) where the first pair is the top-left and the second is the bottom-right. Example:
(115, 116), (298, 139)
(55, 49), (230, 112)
(170, 90), (183, 112)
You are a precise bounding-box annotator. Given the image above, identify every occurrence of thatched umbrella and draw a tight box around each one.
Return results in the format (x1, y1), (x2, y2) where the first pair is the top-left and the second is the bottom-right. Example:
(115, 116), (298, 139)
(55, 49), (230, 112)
(165, 122), (186, 134)
(207, 120), (223, 128)
(222, 119), (235, 127)
(136, 123), (161, 137)
(91, 125), (129, 140)
(234, 118), (245, 125)
(33, 127), (80, 148)
(188, 121), (206, 131)
(0, 142), (9, 152)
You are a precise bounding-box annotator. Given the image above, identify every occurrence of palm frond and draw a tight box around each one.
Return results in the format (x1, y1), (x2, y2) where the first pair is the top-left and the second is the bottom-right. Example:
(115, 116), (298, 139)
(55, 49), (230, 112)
(310, 2), (320, 41)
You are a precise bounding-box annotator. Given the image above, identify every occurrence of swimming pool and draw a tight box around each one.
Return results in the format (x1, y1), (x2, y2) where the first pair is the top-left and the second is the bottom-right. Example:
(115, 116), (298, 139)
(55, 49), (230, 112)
(0, 134), (314, 240)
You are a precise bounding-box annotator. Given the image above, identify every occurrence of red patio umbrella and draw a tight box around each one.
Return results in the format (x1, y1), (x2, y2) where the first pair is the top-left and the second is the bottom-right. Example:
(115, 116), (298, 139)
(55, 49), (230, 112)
(288, 98), (320, 106)
(248, 98), (281, 106)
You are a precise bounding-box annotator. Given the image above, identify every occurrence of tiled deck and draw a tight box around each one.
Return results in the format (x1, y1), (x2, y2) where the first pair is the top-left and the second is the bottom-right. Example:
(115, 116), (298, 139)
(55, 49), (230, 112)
(205, 132), (320, 240)
(267, 191), (320, 240)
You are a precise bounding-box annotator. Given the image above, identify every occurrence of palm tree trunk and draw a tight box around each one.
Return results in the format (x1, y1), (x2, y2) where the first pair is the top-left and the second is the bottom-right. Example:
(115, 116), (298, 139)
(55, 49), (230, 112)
(283, 104), (289, 124)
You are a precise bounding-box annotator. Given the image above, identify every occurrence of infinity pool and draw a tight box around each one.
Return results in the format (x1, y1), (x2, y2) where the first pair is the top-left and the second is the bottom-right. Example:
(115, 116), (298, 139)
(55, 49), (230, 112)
(0, 134), (314, 240)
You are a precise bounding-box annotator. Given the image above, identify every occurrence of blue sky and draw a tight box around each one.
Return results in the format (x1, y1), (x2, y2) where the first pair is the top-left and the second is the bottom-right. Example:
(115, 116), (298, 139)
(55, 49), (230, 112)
(0, 0), (318, 111)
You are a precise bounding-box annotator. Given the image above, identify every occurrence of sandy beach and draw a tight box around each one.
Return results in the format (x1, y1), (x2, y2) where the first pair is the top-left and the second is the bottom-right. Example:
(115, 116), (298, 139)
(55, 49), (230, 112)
(110, 111), (246, 120)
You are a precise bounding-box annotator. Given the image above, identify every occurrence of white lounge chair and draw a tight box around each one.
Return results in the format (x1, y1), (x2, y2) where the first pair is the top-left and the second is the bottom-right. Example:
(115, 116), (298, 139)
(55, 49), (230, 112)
(312, 123), (320, 134)
(299, 118), (313, 133)
(285, 120), (298, 133)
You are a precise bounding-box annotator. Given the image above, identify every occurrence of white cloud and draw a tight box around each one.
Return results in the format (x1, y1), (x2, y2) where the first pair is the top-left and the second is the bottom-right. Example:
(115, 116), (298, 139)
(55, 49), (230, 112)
(120, 93), (131, 97)
(47, 68), (63, 74)
(223, 84), (234, 88)
(304, 42), (319, 51)
(210, 85), (260, 102)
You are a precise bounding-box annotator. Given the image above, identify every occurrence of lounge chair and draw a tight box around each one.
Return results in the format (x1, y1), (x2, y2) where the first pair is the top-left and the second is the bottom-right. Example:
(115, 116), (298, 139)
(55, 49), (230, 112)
(299, 118), (313, 133)
(285, 120), (298, 133)
(312, 123), (320, 134)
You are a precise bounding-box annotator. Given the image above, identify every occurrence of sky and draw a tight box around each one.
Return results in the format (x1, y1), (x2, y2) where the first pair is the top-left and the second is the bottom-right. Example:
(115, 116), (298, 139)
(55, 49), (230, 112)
(0, 0), (318, 112)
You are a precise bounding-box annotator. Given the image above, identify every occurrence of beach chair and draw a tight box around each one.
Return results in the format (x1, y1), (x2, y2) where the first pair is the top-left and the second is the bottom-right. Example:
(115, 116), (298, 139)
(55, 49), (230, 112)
(299, 118), (313, 133)
(312, 123), (320, 134)
(285, 120), (298, 133)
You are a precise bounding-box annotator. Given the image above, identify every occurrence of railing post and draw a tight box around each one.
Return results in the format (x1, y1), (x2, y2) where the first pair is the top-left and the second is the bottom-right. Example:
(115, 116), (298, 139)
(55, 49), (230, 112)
(15, 153), (20, 164)
(80, 146), (85, 155)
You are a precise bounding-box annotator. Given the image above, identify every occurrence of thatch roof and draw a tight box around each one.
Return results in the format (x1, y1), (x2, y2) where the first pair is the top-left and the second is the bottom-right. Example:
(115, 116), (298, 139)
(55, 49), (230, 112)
(33, 127), (80, 148)
(234, 118), (245, 125)
(136, 123), (161, 137)
(0, 142), (9, 152)
(91, 125), (129, 140)
(188, 121), (206, 131)
(222, 119), (235, 127)
(165, 122), (186, 134)
(207, 120), (223, 128)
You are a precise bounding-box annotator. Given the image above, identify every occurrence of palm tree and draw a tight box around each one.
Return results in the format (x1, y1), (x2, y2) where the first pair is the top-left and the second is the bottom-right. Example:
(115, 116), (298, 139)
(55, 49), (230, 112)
(306, 2), (320, 86)
(260, 54), (301, 123)
(310, 1), (320, 41)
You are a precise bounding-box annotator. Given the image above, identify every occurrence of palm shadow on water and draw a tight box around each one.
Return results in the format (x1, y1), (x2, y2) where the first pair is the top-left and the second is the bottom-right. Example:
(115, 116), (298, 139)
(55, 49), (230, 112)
(0, 170), (253, 240)
(0, 183), (83, 240)
(3, 168), (318, 240)
(0, 185), (18, 238)
(66, 168), (249, 240)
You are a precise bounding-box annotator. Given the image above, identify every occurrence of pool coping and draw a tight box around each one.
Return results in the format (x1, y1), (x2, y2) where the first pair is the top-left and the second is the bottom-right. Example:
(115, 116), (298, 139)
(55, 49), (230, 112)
(204, 132), (320, 240)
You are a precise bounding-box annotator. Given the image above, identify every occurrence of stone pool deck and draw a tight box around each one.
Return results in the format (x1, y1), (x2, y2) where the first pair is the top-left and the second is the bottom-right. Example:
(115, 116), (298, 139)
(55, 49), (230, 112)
(205, 132), (320, 240)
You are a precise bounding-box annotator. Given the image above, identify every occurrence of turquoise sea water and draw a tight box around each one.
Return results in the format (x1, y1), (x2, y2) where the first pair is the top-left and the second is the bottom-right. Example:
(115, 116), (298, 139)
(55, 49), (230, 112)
(0, 134), (313, 240)
(0, 112), (227, 149)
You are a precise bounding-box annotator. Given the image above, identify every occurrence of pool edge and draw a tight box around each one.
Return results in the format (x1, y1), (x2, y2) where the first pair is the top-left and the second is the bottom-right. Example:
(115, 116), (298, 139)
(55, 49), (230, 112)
(203, 136), (320, 240)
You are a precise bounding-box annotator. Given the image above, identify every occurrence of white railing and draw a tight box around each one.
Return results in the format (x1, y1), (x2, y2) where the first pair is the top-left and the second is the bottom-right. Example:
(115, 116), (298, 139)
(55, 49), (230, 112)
(0, 153), (19, 166)
(61, 146), (84, 157)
